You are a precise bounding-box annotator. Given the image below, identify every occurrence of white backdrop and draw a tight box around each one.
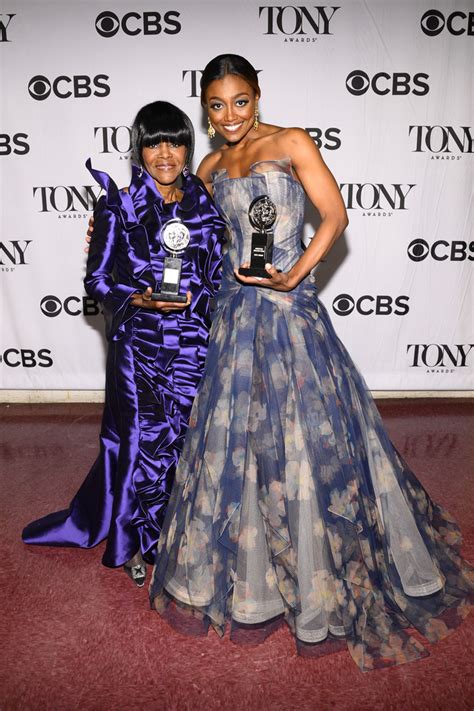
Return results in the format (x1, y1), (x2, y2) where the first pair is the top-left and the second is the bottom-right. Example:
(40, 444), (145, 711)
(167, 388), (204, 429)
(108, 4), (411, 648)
(1, 0), (472, 392)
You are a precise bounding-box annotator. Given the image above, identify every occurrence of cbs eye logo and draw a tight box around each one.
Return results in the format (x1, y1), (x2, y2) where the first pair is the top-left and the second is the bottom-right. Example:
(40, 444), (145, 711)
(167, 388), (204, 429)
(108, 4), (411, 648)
(346, 71), (370, 96)
(40, 295), (63, 317)
(332, 294), (355, 315)
(346, 70), (429, 96)
(407, 239), (430, 262)
(420, 9), (474, 36)
(28, 75), (110, 101)
(28, 76), (51, 101)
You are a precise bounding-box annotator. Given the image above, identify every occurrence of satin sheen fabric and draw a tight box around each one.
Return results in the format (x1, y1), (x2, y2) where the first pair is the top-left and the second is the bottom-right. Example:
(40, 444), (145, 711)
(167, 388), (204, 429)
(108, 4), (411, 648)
(22, 163), (225, 567)
(150, 160), (473, 670)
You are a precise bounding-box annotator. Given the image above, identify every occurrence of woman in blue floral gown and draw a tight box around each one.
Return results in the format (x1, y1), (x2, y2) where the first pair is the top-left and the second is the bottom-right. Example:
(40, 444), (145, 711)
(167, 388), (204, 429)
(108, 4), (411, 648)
(150, 56), (473, 670)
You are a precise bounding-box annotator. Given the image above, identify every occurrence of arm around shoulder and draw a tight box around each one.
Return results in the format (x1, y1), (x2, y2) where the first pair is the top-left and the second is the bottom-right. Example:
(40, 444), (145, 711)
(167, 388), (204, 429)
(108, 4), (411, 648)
(196, 151), (222, 196)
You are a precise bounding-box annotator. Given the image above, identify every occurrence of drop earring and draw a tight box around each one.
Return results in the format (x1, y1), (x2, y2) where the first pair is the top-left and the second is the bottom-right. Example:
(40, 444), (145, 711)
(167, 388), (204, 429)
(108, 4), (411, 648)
(182, 164), (190, 178)
(253, 104), (259, 131)
(207, 117), (216, 139)
(138, 166), (143, 178)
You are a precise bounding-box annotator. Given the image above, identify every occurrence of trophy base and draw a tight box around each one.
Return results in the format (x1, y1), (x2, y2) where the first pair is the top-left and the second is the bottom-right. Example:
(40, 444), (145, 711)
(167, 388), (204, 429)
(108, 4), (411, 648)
(151, 292), (188, 303)
(238, 266), (272, 278)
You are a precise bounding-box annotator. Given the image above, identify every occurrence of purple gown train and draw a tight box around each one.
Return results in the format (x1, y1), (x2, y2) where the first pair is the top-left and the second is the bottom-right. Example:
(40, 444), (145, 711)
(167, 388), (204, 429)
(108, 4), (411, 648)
(22, 163), (225, 566)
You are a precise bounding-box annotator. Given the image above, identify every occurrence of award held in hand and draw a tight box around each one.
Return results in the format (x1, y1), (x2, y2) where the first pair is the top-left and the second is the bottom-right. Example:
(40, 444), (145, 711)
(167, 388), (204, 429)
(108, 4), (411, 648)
(152, 218), (190, 303)
(239, 195), (277, 278)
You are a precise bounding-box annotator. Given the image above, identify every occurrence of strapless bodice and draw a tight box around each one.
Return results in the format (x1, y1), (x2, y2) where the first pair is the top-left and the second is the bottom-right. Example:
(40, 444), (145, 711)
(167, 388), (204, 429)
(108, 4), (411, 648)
(212, 159), (316, 306)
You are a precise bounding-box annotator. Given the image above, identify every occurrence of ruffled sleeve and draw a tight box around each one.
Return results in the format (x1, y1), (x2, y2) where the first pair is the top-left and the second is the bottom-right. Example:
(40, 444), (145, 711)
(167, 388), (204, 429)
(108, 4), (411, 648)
(83, 160), (138, 340)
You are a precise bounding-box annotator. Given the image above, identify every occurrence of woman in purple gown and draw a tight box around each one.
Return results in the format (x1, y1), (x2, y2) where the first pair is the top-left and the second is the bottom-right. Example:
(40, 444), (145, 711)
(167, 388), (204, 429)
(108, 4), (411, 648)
(22, 101), (225, 586)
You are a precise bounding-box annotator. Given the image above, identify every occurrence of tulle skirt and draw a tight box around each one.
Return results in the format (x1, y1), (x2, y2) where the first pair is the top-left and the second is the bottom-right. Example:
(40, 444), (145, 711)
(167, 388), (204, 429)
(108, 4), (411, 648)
(149, 283), (473, 671)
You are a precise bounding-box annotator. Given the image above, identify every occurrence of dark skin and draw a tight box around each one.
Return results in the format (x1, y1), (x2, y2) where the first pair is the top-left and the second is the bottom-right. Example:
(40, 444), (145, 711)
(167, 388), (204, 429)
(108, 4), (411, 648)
(129, 142), (191, 312)
(87, 141), (192, 314)
(198, 74), (348, 291)
(88, 76), (348, 296)
(129, 285), (191, 311)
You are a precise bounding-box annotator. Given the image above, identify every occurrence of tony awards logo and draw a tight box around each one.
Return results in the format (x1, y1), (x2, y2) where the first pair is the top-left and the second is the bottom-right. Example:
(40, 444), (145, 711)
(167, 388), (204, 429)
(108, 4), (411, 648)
(152, 218), (190, 303)
(239, 195), (277, 278)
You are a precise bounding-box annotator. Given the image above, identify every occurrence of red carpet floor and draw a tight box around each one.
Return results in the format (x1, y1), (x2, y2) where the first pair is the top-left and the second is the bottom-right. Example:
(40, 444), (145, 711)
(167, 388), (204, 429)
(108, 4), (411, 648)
(1, 400), (473, 711)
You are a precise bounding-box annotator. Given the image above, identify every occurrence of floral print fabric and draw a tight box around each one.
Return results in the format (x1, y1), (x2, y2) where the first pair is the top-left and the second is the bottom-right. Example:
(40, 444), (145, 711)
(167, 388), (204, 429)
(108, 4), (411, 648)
(150, 161), (473, 670)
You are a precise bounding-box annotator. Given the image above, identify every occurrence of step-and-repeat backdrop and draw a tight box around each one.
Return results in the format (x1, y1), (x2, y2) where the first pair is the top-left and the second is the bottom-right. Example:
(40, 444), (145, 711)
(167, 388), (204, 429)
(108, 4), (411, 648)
(1, 1), (472, 392)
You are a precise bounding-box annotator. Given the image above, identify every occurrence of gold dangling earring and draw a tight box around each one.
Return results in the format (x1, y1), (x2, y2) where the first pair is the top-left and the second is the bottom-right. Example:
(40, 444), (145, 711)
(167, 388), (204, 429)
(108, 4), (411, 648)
(207, 117), (216, 139)
(253, 104), (259, 132)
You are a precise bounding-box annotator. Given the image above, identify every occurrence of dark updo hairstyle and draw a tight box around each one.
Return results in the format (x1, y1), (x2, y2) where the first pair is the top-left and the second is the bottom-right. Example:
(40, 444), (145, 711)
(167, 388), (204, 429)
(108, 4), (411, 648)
(200, 54), (261, 106)
(131, 100), (194, 167)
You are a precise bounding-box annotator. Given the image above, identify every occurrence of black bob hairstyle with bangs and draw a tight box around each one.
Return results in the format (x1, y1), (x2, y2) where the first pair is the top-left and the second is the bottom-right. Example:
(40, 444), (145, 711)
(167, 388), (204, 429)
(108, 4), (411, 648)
(131, 100), (195, 167)
(200, 54), (261, 106)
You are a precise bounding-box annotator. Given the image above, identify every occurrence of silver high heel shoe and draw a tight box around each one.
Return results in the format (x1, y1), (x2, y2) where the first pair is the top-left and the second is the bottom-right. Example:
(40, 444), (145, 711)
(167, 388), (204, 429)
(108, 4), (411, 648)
(123, 563), (147, 587)
(123, 551), (146, 587)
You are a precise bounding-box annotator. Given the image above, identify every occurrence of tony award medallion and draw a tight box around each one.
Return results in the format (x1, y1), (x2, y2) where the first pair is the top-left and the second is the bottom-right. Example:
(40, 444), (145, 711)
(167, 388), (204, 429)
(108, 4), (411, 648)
(151, 218), (190, 303)
(239, 195), (277, 278)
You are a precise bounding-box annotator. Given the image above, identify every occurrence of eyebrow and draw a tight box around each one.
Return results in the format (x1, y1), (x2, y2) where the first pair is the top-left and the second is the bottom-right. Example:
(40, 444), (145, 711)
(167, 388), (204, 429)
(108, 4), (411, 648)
(208, 92), (250, 101)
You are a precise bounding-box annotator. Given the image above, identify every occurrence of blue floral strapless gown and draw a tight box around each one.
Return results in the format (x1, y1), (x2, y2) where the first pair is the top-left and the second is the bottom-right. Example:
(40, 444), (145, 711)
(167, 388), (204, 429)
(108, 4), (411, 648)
(150, 160), (473, 671)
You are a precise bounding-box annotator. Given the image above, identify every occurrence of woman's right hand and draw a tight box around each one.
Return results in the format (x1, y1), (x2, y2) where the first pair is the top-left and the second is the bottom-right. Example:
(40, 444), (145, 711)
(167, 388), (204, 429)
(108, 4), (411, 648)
(84, 216), (94, 253)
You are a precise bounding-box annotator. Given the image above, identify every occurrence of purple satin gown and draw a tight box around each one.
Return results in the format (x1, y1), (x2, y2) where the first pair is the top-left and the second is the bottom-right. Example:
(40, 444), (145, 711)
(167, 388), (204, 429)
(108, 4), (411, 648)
(22, 162), (225, 567)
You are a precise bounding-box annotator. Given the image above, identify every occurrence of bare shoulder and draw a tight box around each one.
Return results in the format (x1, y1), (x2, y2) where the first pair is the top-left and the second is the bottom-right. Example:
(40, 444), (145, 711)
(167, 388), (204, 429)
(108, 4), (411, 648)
(275, 127), (325, 172)
(278, 126), (317, 152)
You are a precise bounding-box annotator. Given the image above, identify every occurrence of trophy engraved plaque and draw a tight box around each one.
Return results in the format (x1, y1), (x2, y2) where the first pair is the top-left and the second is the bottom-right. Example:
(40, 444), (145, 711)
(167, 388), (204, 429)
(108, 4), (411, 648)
(238, 195), (277, 278)
(151, 218), (190, 303)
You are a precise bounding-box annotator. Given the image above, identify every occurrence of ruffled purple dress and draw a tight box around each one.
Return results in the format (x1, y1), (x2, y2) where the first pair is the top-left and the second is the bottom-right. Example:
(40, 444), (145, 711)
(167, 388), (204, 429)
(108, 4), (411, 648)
(22, 163), (225, 567)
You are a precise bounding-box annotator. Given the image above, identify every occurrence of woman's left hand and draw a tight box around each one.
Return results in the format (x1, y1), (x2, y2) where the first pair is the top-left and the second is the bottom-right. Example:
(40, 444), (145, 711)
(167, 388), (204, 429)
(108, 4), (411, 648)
(234, 263), (296, 292)
(130, 287), (192, 312)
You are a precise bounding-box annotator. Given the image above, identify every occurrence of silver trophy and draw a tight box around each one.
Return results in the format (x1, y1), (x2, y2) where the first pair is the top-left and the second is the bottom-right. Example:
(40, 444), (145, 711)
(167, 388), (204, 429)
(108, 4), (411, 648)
(239, 195), (277, 278)
(152, 218), (191, 303)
